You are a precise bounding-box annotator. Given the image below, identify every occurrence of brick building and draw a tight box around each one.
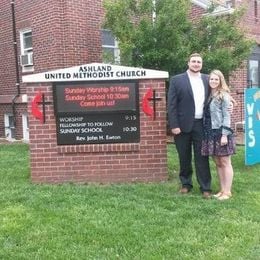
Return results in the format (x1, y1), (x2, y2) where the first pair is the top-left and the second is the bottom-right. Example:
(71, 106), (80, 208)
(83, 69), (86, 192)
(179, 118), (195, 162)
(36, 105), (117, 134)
(0, 0), (104, 141)
(0, 0), (259, 141)
(192, 0), (260, 130)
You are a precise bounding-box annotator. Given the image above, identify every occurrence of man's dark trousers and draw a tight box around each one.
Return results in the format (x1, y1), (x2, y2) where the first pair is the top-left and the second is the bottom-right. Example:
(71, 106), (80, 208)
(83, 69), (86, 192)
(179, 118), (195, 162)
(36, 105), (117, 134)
(174, 119), (211, 192)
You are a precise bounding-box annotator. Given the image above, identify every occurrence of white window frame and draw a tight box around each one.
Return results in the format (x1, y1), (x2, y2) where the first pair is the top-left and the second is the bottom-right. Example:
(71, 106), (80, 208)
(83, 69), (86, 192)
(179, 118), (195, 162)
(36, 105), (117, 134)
(4, 114), (15, 141)
(20, 29), (34, 72)
(22, 113), (29, 142)
(101, 29), (120, 64)
(225, 1), (233, 8)
(248, 45), (260, 87)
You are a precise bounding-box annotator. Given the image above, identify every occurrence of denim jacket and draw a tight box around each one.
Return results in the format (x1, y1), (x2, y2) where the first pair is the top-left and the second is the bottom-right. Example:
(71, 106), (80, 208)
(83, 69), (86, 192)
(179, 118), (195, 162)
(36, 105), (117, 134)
(209, 92), (232, 136)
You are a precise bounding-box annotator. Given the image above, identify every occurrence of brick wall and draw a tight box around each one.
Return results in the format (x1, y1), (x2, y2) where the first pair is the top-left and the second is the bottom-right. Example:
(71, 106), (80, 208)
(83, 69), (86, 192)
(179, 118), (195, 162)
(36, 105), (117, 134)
(238, 0), (260, 42)
(189, 4), (206, 21)
(27, 79), (168, 184)
(0, 0), (104, 139)
(15, 0), (103, 78)
(229, 62), (248, 126)
(0, 1), (17, 96)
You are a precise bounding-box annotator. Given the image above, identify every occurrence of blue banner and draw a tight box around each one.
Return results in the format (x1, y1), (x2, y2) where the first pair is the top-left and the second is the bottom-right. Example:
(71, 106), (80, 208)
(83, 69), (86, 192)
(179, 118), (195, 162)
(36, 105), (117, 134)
(245, 88), (260, 165)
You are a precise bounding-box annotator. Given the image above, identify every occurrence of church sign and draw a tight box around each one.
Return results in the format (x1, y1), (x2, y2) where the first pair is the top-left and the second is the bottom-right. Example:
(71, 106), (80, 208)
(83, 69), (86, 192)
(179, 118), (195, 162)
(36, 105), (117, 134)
(53, 82), (140, 145)
(23, 63), (168, 146)
(22, 63), (169, 184)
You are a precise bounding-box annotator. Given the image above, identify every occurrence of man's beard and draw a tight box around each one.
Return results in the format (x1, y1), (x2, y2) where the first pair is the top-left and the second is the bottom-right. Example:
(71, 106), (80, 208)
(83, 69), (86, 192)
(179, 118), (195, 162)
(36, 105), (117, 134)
(189, 68), (201, 73)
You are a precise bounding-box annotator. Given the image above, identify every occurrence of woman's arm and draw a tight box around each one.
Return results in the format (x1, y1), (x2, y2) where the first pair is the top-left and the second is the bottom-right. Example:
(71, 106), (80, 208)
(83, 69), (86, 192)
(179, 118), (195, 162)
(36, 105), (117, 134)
(221, 93), (231, 135)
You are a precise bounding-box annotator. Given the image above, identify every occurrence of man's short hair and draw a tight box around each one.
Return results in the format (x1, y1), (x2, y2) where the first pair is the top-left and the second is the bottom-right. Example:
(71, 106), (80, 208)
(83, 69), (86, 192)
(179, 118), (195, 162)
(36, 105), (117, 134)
(188, 53), (202, 61)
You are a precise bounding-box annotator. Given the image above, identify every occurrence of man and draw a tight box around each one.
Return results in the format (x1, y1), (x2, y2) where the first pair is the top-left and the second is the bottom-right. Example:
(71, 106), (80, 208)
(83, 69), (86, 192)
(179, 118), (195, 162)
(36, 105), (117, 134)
(167, 53), (211, 198)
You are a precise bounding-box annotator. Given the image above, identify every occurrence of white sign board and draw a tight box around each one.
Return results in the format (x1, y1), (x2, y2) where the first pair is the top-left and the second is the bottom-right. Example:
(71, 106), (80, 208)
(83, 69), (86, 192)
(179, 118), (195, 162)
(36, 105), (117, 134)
(23, 63), (169, 83)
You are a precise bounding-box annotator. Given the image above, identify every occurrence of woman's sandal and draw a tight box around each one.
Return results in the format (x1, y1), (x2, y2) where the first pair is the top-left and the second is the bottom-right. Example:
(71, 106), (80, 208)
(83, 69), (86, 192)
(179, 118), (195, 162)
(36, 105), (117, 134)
(217, 192), (232, 201)
(213, 191), (223, 198)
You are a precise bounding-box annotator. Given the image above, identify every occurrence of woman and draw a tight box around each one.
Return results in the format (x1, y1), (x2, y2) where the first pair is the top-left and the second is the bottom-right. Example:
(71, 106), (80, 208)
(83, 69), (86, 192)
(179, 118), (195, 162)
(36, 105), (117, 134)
(201, 70), (236, 200)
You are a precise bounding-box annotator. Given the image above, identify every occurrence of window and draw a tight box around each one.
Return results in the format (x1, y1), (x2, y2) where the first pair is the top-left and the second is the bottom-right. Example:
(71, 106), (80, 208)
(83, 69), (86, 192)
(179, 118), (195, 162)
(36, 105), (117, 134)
(248, 46), (260, 87)
(22, 113), (29, 142)
(4, 114), (15, 140)
(225, 1), (233, 8)
(20, 29), (34, 71)
(101, 29), (120, 64)
(248, 60), (259, 87)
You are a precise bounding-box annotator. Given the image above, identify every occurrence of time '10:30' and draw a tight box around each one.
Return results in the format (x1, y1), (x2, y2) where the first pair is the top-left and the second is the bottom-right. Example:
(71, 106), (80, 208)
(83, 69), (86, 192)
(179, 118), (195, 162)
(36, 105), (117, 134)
(122, 126), (137, 132)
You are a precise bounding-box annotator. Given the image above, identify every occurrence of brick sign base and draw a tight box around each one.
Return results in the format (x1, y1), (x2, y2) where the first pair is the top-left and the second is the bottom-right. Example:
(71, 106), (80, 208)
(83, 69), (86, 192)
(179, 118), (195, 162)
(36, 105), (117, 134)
(25, 64), (168, 184)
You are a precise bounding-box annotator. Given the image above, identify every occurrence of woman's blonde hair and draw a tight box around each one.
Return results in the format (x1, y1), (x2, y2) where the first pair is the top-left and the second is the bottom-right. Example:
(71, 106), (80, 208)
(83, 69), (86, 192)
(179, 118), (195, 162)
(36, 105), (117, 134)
(209, 69), (237, 105)
(209, 69), (230, 95)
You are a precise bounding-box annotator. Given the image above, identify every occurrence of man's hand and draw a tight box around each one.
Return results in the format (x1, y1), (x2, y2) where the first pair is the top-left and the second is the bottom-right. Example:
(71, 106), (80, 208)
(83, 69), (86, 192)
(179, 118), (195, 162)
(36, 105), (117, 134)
(229, 96), (237, 114)
(171, 128), (181, 135)
(228, 101), (234, 114)
(221, 135), (228, 146)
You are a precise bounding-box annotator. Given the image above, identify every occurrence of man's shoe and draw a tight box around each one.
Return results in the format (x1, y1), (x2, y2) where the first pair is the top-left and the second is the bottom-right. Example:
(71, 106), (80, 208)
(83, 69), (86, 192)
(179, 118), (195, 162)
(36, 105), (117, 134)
(179, 187), (190, 194)
(202, 191), (211, 199)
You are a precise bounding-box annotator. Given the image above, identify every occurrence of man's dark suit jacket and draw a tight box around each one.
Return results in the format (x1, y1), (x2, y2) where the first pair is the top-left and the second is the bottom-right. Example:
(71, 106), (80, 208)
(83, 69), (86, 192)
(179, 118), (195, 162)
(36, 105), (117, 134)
(167, 72), (209, 133)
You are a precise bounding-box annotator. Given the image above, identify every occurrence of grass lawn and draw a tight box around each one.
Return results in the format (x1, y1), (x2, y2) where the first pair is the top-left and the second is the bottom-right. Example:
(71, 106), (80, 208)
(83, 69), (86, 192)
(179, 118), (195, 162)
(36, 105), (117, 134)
(0, 143), (259, 259)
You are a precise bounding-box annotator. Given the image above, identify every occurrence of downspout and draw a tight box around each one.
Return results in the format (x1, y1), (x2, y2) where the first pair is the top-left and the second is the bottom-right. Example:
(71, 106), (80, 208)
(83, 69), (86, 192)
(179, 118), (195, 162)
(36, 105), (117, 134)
(11, 0), (20, 129)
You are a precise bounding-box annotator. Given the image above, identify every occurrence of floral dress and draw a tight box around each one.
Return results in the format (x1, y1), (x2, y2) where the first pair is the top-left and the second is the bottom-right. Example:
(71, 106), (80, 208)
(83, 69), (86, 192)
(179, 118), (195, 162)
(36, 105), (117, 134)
(201, 97), (236, 156)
